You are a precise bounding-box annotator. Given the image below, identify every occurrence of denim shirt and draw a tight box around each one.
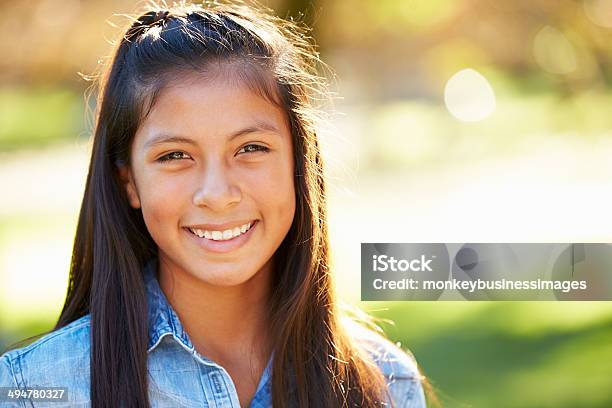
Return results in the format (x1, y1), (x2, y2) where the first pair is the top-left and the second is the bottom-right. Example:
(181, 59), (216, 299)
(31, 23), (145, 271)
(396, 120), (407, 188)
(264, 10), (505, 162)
(0, 259), (426, 407)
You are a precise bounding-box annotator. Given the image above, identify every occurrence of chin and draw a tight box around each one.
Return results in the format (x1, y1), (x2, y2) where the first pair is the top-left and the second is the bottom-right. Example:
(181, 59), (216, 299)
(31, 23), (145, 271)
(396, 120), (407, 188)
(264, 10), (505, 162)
(198, 270), (258, 287)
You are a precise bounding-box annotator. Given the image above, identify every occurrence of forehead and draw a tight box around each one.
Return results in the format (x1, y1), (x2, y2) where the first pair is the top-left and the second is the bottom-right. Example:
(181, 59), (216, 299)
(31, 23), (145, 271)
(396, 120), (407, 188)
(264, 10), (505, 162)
(135, 70), (289, 145)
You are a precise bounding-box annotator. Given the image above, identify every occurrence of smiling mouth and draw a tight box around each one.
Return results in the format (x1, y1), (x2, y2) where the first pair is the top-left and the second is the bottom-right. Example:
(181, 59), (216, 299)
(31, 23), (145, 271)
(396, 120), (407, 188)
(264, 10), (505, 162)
(185, 221), (257, 241)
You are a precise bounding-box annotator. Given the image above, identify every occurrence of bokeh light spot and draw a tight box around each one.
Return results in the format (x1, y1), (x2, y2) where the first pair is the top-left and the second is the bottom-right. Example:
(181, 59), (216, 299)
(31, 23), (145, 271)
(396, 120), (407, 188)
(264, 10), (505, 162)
(444, 68), (496, 122)
(533, 26), (577, 75)
(584, 0), (612, 28)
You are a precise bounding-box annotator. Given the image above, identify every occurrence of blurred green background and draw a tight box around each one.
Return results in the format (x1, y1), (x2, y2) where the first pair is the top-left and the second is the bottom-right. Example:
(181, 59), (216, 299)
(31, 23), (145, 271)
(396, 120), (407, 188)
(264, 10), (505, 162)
(1, 0), (611, 407)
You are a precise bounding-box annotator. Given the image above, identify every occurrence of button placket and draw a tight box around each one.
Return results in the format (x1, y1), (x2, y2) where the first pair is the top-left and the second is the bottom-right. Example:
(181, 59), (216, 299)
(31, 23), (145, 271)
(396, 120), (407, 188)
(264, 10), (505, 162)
(200, 363), (241, 408)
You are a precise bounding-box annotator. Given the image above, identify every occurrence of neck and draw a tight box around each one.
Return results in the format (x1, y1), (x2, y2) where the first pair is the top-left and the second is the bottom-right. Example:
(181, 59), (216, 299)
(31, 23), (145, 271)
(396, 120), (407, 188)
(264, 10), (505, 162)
(157, 257), (274, 367)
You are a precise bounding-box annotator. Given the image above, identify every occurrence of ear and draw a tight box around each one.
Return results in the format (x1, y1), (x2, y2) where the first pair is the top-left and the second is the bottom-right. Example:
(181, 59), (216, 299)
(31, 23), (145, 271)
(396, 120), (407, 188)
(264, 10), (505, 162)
(116, 164), (141, 209)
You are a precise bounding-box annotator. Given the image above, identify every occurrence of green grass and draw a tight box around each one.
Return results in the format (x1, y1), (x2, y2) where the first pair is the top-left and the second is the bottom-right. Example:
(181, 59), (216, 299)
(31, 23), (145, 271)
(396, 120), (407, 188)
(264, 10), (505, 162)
(364, 302), (612, 408)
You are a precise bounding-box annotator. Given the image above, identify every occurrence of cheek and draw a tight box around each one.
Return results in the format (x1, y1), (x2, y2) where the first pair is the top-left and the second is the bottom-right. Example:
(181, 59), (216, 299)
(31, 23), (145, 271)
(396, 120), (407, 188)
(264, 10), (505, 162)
(237, 159), (295, 241)
(139, 174), (191, 229)
(247, 157), (295, 214)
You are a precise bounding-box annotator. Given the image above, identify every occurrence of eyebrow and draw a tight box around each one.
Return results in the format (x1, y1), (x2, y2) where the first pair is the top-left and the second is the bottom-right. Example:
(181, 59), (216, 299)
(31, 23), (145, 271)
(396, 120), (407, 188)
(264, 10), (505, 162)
(143, 121), (280, 149)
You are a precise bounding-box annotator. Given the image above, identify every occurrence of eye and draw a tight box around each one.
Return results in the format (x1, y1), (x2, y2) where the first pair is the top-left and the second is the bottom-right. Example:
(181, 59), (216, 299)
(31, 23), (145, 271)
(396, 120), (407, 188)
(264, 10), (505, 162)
(237, 144), (270, 155)
(156, 151), (191, 162)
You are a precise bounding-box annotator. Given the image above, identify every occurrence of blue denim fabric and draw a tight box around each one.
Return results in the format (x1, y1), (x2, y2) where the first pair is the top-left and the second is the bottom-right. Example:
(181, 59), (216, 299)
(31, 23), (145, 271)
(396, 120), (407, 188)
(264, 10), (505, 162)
(0, 259), (426, 407)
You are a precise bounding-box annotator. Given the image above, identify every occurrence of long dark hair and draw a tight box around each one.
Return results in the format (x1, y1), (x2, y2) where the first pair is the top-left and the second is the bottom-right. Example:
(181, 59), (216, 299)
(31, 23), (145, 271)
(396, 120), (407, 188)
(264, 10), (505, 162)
(51, 1), (400, 407)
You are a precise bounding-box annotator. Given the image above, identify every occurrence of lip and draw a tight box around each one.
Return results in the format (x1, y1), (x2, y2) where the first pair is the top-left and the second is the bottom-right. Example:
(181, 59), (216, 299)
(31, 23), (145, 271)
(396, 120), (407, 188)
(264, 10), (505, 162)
(183, 220), (258, 254)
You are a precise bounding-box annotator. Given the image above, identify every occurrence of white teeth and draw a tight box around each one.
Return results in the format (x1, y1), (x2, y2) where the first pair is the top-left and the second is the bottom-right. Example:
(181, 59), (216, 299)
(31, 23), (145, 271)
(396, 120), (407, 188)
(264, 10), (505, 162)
(188, 228), (205, 238)
(189, 222), (254, 241)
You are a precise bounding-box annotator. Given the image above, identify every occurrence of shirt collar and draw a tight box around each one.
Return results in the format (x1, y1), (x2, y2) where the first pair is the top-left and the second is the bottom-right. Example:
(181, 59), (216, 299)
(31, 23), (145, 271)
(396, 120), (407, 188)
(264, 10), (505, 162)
(143, 258), (194, 353)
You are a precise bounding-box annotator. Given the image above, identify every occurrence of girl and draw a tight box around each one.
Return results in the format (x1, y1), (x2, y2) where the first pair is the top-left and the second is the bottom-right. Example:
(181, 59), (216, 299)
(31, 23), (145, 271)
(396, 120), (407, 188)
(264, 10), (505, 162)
(0, 1), (427, 407)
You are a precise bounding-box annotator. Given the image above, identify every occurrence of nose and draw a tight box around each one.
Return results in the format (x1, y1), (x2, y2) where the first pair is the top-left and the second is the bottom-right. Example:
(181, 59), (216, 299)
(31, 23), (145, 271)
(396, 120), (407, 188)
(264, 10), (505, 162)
(192, 159), (241, 211)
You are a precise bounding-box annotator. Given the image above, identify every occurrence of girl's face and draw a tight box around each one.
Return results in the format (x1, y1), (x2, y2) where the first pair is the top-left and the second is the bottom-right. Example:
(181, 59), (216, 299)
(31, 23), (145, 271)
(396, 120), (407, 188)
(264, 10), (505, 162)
(119, 73), (296, 287)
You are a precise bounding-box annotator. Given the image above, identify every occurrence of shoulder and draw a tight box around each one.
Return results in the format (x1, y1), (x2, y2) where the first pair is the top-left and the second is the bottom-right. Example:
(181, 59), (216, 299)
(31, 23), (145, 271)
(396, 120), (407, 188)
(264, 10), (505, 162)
(344, 319), (427, 408)
(0, 315), (92, 404)
(349, 321), (421, 380)
(1, 314), (91, 367)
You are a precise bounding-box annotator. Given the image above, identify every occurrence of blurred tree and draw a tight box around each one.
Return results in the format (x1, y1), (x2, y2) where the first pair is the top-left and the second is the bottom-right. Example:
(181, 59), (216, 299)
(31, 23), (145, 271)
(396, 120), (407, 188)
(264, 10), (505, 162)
(2, 0), (612, 94)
